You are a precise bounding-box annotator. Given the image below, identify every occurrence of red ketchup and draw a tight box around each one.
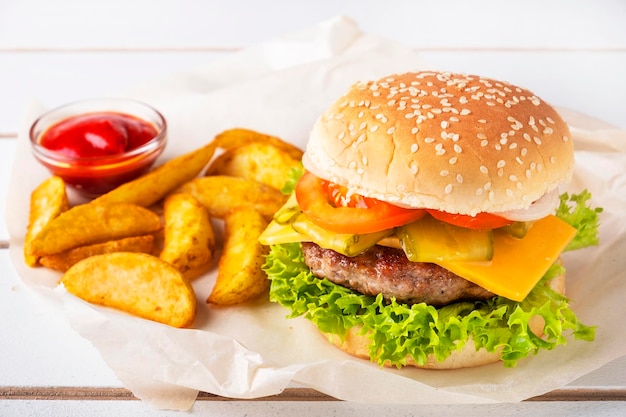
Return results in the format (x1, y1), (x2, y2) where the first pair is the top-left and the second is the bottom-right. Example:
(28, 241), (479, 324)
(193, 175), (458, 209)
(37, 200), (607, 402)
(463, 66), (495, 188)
(40, 112), (157, 158)
(37, 111), (161, 197)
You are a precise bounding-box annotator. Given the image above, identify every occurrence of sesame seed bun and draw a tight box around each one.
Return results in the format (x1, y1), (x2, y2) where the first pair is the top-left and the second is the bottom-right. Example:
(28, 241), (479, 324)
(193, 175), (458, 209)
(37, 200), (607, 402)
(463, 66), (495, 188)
(324, 270), (565, 369)
(302, 71), (574, 216)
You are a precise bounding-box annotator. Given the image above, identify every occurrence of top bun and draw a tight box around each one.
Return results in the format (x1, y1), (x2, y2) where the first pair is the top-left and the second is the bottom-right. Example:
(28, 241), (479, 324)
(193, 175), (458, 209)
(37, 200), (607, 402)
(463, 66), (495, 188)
(302, 71), (574, 215)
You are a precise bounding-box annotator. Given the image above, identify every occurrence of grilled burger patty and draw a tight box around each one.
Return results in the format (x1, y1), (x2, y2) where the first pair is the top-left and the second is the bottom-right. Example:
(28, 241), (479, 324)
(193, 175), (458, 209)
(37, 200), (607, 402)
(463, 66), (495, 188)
(301, 242), (495, 307)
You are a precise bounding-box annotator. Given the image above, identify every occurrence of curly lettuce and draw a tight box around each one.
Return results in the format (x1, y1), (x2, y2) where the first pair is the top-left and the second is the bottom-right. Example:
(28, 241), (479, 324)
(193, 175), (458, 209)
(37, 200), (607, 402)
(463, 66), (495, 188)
(264, 191), (600, 368)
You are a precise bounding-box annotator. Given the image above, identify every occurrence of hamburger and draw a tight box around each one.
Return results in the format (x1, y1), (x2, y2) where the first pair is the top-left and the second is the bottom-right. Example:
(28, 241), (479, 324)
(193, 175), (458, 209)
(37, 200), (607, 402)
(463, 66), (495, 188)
(260, 71), (600, 369)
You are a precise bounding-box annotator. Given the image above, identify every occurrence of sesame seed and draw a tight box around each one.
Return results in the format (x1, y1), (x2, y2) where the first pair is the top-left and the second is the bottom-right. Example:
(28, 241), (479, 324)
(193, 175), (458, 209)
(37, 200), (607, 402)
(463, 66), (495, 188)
(546, 116), (555, 124)
(480, 140), (489, 147)
(484, 182), (492, 190)
(479, 165), (488, 174)
(521, 147), (528, 156)
(358, 111), (364, 118)
(476, 188), (484, 196)
(478, 119), (487, 124)
(497, 160), (506, 168)
(338, 132), (345, 140)
(509, 174), (518, 182)
(410, 143), (419, 153)
(411, 127), (419, 134)
(543, 127), (554, 134)
(359, 122), (367, 130)
(445, 184), (453, 194)
(370, 125), (379, 132)
(387, 127), (396, 134)
(449, 156), (458, 164)
(425, 137), (435, 143)
(563, 135), (569, 142)
(440, 170), (450, 177)
(533, 136), (542, 145)
(362, 157), (368, 165)
(460, 108), (471, 115)
(441, 121), (449, 129)
(456, 174), (464, 183)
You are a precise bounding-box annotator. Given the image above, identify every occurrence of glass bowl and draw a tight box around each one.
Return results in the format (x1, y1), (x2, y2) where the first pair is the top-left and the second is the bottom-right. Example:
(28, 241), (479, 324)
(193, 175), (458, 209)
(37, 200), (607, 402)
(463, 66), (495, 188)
(29, 98), (167, 198)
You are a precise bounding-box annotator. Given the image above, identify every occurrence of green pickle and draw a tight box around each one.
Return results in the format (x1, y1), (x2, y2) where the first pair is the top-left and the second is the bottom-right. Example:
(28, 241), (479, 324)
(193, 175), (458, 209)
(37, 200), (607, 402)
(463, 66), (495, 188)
(501, 221), (532, 239)
(272, 193), (301, 225)
(397, 215), (494, 262)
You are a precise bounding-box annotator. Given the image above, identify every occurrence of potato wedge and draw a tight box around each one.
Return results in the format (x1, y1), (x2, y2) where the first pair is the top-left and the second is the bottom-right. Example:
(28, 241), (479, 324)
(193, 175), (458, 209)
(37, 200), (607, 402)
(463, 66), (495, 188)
(24, 176), (69, 266)
(214, 128), (303, 161)
(179, 176), (286, 220)
(93, 141), (217, 207)
(29, 202), (162, 256)
(40, 235), (155, 272)
(206, 141), (302, 190)
(61, 252), (196, 328)
(208, 208), (269, 306)
(159, 193), (215, 274)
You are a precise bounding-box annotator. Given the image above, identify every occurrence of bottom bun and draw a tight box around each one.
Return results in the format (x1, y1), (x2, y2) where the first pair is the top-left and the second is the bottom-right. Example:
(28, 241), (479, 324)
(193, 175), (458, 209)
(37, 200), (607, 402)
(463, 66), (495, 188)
(324, 272), (566, 370)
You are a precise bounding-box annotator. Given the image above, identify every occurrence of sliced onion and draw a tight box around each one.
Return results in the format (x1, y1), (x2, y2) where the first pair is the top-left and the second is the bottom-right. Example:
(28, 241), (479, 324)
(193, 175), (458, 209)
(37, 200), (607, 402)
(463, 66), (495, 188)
(495, 189), (560, 222)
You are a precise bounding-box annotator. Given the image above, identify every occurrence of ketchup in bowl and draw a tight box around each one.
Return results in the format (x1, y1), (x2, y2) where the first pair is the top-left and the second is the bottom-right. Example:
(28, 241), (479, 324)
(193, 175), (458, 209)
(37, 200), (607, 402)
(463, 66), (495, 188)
(30, 99), (167, 198)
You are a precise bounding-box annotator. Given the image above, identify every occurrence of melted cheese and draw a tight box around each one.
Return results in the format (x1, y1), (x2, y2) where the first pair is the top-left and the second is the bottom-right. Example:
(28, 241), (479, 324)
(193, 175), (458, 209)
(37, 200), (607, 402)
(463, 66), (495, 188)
(437, 215), (576, 301)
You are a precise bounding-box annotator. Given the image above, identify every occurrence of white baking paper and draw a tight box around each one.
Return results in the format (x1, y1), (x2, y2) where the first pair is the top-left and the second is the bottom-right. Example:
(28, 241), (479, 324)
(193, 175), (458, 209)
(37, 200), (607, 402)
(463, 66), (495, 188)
(6, 16), (626, 410)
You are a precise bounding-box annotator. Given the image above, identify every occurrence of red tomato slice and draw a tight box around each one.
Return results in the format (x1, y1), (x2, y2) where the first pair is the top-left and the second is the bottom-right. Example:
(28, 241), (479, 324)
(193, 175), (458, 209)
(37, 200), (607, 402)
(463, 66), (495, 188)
(426, 209), (513, 230)
(295, 172), (426, 234)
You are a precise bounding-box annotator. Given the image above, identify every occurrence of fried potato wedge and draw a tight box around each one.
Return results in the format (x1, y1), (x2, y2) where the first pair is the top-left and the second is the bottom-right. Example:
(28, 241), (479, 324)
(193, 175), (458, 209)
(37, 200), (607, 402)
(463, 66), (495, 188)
(24, 176), (69, 266)
(40, 235), (155, 272)
(61, 252), (196, 328)
(208, 208), (269, 306)
(93, 141), (217, 207)
(206, 141), (302, 190)
(29, 202), (162, 256)
(214, 128), (303, 161)
(159, 193), (215, 274)
(179, 176), (286, 220)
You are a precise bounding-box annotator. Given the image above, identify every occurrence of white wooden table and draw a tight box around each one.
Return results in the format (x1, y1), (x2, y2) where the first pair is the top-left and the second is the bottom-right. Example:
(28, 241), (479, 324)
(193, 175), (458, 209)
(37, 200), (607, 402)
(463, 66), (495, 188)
(1, 1), (625, 415)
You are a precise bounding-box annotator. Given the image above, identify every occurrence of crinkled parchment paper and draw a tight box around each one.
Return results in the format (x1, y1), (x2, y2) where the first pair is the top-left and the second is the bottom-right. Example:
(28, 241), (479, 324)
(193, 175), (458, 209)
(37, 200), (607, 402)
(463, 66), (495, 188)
(6, 16), (626, 410)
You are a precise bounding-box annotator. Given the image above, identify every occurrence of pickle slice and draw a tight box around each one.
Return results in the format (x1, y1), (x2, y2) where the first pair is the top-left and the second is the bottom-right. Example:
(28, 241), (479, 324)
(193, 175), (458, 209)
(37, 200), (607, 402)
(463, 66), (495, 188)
(501, 221), (533, 239)
(291, 214), (391, 257)
(397, 215), (494, 262)
(273, 193), (301, 225)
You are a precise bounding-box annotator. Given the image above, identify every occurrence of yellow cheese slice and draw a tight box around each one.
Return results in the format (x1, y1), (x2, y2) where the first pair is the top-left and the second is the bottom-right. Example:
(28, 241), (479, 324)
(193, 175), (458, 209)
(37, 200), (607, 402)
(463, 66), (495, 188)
(437, 215), (576, 301)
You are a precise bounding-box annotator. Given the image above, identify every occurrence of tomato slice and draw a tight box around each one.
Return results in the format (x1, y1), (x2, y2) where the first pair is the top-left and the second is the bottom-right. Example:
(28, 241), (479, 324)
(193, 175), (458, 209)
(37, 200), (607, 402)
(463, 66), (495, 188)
(426, 209), (513, 230)
(295, 172), (426, 234)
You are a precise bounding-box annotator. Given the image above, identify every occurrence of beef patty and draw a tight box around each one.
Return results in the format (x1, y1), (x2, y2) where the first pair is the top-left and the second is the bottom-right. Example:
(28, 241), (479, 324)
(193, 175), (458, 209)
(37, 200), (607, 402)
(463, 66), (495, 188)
(301, 242), (494, 307)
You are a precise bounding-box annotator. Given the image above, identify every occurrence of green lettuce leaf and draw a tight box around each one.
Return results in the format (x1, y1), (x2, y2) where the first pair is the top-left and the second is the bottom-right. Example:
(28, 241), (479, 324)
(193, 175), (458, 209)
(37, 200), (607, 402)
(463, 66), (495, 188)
(264, 190), (601, 368)
(555, 189), (603, 251)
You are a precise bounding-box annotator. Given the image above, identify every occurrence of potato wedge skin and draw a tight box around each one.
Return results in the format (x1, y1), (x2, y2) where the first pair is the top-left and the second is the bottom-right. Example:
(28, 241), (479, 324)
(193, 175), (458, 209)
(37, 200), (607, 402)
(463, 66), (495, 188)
(159, 193), (215, 274)
(29, 202), (162, 256)
(93, 141), (217, 207)
(208, 208), (270, 306)
(40, 235), (155, 272)
(179, 176), (286, 220)
(62, 252), (196, 328)
(206, 142), (301, 190)
(214, 128), (303, 161)
(24, 176), (69, 266)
